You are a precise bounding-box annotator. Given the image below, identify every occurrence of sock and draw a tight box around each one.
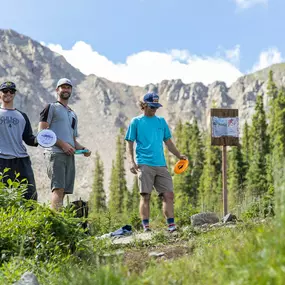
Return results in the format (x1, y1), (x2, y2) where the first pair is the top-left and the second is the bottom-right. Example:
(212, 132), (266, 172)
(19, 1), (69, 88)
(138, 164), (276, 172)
(167, 218), (175, 227)
(142, 219), (149, 230)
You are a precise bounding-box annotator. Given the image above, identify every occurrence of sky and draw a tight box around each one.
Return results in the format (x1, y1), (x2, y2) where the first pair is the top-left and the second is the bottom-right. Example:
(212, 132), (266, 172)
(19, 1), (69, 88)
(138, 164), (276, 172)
(0, 0), (284, 87)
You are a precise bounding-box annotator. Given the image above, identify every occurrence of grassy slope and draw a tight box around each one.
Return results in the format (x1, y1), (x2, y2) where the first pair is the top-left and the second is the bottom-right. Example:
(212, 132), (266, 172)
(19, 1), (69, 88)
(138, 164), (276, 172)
(5, 218), (282, 285)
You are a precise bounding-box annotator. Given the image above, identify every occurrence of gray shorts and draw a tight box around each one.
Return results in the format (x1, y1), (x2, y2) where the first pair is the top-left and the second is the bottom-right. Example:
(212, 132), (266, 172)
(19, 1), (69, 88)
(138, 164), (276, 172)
(44, 152), (75, 194)
(137, 164), (173, 195)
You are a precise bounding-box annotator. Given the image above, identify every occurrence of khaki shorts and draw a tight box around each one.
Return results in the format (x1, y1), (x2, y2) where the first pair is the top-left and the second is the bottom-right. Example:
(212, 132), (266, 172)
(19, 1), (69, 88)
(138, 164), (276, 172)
(137, 164), (173, 195)
(44, 152), (75, 194)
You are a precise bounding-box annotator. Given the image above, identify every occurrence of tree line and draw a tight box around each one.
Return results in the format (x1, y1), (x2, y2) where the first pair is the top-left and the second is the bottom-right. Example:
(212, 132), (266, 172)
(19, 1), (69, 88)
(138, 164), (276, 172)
(89, 70), (285, 219)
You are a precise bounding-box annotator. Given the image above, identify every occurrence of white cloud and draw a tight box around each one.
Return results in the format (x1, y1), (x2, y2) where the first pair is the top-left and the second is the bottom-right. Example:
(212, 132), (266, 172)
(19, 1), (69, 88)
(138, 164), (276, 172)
(44, 41), (243, 87)
(225, 45), (241, 66)
(251, 47), (283, 72)
(234, 0), (268, 9)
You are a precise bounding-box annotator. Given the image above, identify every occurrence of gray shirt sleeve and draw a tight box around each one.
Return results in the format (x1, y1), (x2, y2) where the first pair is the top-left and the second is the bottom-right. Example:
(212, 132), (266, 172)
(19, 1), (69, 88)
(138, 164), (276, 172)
(20, 111), (38, 147)
(39, 103), (54, 125)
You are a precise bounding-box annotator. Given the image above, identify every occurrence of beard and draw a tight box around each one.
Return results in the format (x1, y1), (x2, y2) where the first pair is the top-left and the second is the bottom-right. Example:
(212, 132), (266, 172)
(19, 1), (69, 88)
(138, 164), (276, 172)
(59, 92), (71, 100)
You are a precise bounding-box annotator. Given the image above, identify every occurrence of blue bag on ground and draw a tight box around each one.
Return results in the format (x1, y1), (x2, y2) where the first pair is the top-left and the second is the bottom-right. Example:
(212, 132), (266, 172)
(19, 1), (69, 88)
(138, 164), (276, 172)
(110, 225), (132, 237)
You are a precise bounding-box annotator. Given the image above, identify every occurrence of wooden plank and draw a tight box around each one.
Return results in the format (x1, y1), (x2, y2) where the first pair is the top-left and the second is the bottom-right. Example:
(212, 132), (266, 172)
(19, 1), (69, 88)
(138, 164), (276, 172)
(211, 136), (239, 146)
(211, 109), (238, 118)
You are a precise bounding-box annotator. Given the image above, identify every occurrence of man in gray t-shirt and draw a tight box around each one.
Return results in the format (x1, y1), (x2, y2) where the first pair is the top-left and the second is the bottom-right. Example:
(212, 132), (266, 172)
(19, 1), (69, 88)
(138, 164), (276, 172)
(39, 78), (91, 210)
(0, 81), (38, 200)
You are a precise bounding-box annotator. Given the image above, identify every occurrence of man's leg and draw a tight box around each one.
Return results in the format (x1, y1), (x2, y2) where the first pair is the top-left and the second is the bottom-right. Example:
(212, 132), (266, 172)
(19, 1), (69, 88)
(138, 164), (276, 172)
(45, 153), (66, 210)
(51, 188), (65, 210)
(162, 192), (176, 232)
(140, 193), (151, 231)
(0, 158), (12, 185)
(154, 167), (176, 232)
(162, 192), (174, 219)
(51, 155), (75, 211)
(19, 157), (38, 201)
(137, 165), (155, 231)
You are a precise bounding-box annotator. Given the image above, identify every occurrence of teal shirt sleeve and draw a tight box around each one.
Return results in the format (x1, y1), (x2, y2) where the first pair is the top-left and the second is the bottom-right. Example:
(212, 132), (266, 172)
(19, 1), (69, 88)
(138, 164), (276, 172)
(125, 118), (137, 141)
(163, 118), (172, 141)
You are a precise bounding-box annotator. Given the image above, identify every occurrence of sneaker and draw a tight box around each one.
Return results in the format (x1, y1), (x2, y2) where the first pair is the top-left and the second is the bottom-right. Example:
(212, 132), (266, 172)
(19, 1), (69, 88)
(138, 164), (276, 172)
(168, 225), (177, 232)
(143, 226), (151, 232)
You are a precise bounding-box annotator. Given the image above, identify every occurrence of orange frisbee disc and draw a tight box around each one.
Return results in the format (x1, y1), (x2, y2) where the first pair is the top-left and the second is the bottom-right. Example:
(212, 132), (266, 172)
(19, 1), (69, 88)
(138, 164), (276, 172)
(174, 159), (189, 174)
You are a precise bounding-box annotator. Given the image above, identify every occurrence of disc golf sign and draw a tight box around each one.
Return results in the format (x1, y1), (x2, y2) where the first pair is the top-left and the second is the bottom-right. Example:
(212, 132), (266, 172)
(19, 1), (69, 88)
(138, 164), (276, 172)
(211, 109), (239, 146)
(210, 108), (239, 216)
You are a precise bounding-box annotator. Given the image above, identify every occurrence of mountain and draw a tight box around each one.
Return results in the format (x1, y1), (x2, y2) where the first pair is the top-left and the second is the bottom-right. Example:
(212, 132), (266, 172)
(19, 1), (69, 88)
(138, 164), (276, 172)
(1, 29), (284, 203)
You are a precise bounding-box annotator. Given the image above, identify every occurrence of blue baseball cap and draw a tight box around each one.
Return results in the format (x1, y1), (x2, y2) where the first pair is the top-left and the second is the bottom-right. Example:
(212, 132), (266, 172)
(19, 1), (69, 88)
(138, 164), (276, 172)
(0, 81), (17, 91)
(143, 92), (162, 108)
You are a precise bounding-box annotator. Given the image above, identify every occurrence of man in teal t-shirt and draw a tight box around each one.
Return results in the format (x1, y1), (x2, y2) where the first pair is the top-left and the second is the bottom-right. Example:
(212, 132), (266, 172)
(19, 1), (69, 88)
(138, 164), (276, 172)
(125, 92), (187, 232)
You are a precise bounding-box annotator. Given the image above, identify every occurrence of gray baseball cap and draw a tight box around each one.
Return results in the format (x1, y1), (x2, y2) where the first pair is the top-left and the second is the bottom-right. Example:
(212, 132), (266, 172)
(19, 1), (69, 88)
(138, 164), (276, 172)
(56, 78), (73, 88)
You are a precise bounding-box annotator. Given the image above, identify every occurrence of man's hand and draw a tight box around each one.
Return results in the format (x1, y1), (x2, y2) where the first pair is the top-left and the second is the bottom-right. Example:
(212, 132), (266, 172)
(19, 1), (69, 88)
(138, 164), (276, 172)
(83, 149), (91, 157)
(179, 154), (188, 160)
(61, 142), (75, 155)
(129, 161), (139, 174)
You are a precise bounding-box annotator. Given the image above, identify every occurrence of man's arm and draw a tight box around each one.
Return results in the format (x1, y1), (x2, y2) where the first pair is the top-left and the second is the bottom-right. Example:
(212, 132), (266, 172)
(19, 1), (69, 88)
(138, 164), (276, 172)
(164, 138), (187, 160)
(126, 140), (138, 174)
(38, 121), (72, 152)
(38, 105), (75, 155)
(21, 112), (38, 147)
(74, 137), (91, 157)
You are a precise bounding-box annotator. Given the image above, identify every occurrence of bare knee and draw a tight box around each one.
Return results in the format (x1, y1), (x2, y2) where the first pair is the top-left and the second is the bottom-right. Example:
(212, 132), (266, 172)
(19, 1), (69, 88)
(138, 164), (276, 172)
(162, 192), (174, 202)
(140, 193), (151, 202)
(52, 188), (65, 199)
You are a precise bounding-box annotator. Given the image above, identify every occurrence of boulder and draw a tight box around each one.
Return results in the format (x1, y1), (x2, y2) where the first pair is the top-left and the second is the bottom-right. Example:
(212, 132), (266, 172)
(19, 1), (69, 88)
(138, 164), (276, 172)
(191, 212), (219, 226)
(14, 272), (39, 285)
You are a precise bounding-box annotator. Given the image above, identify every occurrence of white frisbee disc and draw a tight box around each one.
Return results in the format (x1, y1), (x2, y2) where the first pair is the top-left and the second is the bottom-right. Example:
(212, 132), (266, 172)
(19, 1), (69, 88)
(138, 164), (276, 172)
(37, 129), (57, 148)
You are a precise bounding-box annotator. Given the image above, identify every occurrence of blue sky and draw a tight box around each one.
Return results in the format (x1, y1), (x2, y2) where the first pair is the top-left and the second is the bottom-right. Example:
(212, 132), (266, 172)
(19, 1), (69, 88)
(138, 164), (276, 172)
(0, 0), (284, 86)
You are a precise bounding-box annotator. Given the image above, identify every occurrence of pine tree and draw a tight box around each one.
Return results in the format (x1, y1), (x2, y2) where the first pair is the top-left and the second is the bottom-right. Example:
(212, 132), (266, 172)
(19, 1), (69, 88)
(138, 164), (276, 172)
(173, 119), (184, 149)
(198, 136), (222, 213)
(266, 71), (284, 195)
(271, 88), (285, 168)
(266, 70), (280, 194)
(89, 151), (106, 213)
(124, 188), (133, 214)
(267, 70), (279, 136)
(173, 122), (192, 207)
(246, 94), (269, 198)
(108, 129), (128, 214)
(241, 121), (250, 177)
(131, 176), (140, 212)
(108, 160), (118, 211)
(188, 120), (204, 207)
(227, 145), (245, 211)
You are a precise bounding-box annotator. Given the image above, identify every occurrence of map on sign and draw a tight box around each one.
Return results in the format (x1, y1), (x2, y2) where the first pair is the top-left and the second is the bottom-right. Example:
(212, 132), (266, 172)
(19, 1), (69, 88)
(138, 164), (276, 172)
(212, 117), (239, 137)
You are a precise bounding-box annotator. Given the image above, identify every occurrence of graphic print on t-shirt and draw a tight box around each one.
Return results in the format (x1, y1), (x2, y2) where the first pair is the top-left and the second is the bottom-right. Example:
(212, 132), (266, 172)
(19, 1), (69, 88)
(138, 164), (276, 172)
(0, 116), (20, 128)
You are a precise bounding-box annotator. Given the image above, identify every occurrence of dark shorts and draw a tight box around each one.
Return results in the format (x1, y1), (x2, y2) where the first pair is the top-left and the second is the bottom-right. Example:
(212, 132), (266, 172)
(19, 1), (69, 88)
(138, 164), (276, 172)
(44, 152), (75, 194)
(137, 164), (173, 195)
(0, 157), (37, 201)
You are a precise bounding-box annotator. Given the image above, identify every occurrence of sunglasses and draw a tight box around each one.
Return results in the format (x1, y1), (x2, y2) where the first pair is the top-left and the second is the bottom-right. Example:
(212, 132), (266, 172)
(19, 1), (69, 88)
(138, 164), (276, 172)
(2, 89), (16, 94)
(150, 106), (159, 110)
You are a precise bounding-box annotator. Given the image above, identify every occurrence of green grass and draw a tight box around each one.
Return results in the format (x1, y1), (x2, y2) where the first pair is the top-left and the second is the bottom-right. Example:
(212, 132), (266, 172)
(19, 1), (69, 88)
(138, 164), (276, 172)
(133, 221), (284, 285)
(1, 173), (285, 285)
(3, 218), (285, 285)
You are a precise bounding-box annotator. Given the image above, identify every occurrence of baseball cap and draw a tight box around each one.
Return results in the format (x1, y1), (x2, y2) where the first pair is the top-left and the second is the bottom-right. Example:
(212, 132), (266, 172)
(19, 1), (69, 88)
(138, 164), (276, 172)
(143, 92), (162, 108)
(56, 78), (73, 88)
(0, 81), (17, 91)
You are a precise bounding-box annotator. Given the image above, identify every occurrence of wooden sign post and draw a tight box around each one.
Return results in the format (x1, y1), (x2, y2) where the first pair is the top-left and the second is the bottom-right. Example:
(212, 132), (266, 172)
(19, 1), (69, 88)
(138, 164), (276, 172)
(210, 109), (239, 216)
